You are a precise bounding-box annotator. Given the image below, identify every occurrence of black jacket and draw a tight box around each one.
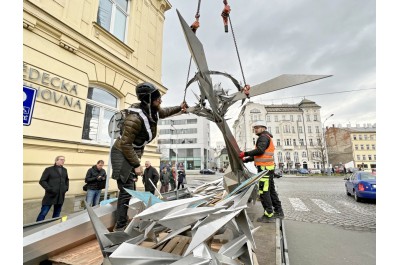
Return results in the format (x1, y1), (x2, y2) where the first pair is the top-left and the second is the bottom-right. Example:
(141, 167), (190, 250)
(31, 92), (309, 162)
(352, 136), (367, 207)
(143, 166), (159, 192)
(39, 165), (69, 205)
(85, 165), (107, 190)
(111, 102), (181, 183)
(244, 131), (274, 162)
(178, 172), (186, 183)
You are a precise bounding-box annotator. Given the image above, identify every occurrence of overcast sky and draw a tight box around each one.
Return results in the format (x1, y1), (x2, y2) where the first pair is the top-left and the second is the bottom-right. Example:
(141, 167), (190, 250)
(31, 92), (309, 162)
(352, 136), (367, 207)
(160, 0), (376, 146)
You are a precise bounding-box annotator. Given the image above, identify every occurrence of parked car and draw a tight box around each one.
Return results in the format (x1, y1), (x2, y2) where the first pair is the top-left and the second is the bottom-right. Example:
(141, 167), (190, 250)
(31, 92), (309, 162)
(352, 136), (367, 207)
(344, 171), (376, 202)
(199, 169), (216, 175)
(298, 168), (309, 174)
(309, 169), (321, 174)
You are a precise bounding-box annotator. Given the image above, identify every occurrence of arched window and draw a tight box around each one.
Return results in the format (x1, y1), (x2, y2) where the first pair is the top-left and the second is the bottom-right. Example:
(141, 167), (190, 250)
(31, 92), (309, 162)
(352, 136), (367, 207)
(302, 151), (307, 158)
(82, 86), (119, 145)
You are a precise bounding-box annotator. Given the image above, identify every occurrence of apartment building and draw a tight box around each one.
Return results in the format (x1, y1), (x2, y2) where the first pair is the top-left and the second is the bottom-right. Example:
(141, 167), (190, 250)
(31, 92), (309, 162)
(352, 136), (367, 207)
(157, 116), (212, 171)
(233, 100), (326, 170)
(326, 124), (376, 170)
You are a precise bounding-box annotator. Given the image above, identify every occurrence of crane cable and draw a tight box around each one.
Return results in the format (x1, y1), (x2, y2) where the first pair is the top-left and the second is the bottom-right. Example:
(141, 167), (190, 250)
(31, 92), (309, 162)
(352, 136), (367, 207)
(183, 0), (202, 103)
(224, 0), (250, 99)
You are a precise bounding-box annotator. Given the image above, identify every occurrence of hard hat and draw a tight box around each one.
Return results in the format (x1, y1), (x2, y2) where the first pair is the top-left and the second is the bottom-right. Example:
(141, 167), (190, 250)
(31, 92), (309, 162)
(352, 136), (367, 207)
(136, 82), (161, 103)
(252, 120), (267, 128)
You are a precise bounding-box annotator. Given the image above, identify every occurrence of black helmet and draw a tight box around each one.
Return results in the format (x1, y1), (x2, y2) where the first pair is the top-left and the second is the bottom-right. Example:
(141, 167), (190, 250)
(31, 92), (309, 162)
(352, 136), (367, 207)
(136, 82), (161, 103)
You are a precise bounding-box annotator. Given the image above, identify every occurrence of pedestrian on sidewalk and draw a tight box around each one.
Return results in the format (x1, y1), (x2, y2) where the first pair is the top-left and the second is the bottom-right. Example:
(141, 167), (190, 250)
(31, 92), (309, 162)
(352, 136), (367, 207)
(36, 155), (69, 222)
(239, 121), (284, 223)
(142, 161), (159, 195)
(170, 167), (177, 190)
(84, 160), (106, 207)
(177, 170), (186, 189)
(160, 167), (170, 193)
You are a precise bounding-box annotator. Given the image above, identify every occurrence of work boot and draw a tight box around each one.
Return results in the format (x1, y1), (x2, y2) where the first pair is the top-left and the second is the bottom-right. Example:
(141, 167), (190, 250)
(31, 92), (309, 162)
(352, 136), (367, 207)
(113, 224), (127, 232)
(274, 210), (285, 219)
(256, 214), (276, 223)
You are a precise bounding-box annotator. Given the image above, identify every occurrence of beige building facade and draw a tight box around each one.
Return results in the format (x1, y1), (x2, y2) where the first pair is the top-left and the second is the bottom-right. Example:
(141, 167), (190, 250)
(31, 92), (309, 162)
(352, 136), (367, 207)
(23, 0), (171, 223)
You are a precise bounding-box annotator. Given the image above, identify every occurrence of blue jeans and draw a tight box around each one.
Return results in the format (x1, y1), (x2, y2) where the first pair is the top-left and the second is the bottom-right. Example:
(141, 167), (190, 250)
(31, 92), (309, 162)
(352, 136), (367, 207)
(86, 189), (102, 207)
(36, 204), (63, 222)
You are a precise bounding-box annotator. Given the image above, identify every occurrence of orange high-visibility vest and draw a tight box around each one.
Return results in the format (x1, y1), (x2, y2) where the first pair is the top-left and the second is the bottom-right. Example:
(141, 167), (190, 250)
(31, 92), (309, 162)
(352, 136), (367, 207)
(254, 135), (275, 167)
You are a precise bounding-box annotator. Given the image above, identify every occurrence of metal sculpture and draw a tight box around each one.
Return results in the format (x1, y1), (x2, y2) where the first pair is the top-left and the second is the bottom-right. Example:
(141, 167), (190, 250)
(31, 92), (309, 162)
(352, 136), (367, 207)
(176, 10), (331, 189)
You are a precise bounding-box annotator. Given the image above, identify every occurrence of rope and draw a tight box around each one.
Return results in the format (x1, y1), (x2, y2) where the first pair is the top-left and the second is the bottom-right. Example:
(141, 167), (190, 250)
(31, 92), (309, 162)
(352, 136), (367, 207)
(228, 15), (246, 87)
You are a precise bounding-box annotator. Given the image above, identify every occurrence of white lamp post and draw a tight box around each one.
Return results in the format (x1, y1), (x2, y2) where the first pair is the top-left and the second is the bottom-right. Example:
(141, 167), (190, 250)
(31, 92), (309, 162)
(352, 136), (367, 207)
(323, 114), (334, 175)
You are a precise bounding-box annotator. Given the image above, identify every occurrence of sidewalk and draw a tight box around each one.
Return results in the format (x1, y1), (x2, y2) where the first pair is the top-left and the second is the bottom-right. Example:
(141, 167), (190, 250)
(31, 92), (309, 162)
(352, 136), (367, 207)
(247, 200), (288, 265)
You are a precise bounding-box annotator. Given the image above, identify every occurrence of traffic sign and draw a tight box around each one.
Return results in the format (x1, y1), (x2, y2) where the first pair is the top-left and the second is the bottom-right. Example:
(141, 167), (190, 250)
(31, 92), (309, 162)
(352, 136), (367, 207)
(23, 86), (37, 126)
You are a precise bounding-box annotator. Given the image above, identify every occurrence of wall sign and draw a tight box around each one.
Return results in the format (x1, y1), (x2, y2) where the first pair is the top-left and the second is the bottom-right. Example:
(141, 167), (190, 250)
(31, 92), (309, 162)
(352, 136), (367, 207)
(23, 86), (37, 126)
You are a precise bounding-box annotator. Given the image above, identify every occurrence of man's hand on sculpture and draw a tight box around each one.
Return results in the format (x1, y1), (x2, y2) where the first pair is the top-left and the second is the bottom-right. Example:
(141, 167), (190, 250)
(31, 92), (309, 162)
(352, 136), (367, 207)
(134, 166), (143, 176)
(239, 151), (245, 159)
(181, 101), (188, 113)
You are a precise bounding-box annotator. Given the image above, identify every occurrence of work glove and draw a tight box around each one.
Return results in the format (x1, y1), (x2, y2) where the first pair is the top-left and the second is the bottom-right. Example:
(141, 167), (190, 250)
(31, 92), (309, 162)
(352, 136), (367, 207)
(239, 151), (245, 159)
(181, 101), (189, 113)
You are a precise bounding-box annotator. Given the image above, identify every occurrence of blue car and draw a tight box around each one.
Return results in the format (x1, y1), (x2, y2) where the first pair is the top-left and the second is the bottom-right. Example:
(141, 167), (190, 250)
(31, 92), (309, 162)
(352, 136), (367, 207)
(344, 171), (376, 202)
(298, 168), (309, 174)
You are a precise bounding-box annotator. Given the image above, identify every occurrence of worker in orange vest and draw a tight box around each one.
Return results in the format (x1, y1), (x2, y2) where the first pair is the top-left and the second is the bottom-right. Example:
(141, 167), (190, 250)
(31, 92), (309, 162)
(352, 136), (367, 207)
(239, 121), (284, 223)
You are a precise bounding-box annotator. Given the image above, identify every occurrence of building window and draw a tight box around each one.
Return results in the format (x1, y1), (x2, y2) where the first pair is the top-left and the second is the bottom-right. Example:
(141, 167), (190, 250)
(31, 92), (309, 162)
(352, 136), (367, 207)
(358, 135), (362, 140)
(299, 139), (304, 146)
(362, 155), (366, 160)
(97, 0), (130, 42)
(355, 144), (359, 150)
(274, 115), (278, 122)
(364, 135), (368, 140)
(370, 135), (374, 140)
(353, 135), (357, 140)
(293, 139), (296, 146)
(360, 144), (364, 150)
(292, 126), (295, 133)
(277, 139), (281, 146)
(357, 155), (361, 160)
(285, 139), (292, 146)
(298, 126), (303, 133)
(315, 126), (320, 133)
(266, 115), (270, 122)
(276, 127), (280, 133)
(294, 152), (299, 163)
(267, 127), (272, 132)
(290, 115), (293, 121)
(187, 119), (197, 124)
(374, 155), (376, 160)
(306, 114), (310, 121)
(314, 114), (318, 121)
(368, 155), (372, 160)
(278, 152), (283, 162)
(284, 125), (290, 133)
(250, 108), (261, 121)
(297, 115), (302, 121)
(82, 87), (119, 145)
(309, 139), (313, 146)
(372, 144), (375, 150)
(285, 152), (291, 160)
(366, 144), (370, 150)
(302, 151), (307, 158)
(317, 138), (321, 145)
(308, 126), (312, 133)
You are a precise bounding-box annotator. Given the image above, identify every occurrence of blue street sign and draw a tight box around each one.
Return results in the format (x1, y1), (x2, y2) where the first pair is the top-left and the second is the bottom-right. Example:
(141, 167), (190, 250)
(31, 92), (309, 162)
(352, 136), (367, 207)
(23, 86), (37, 126)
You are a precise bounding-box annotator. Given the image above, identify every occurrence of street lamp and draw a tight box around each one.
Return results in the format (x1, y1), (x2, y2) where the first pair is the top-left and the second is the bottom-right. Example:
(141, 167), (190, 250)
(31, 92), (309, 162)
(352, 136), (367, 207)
(323, 114), (334, 175)
(171, 123), (178, 169)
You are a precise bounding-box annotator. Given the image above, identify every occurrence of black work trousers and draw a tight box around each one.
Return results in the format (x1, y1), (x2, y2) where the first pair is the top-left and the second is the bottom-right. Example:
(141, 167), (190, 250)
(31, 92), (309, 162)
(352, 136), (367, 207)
(115, 176), (135, 229)
(258, 167), (283, 215)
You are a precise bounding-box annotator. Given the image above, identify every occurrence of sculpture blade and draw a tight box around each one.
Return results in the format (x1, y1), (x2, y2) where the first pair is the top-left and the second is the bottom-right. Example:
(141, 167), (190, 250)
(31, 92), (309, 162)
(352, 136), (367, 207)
(231, 74), (332, 102)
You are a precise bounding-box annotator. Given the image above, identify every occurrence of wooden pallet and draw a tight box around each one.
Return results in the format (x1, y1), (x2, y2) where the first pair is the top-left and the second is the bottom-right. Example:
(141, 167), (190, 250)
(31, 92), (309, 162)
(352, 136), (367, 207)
(49, 234), (193, 265)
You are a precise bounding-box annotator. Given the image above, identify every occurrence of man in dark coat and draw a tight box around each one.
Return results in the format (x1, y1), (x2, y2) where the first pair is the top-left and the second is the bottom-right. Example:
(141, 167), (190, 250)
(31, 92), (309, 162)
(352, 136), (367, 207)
(36, 155), (69, 221)
(110, 82), (187, 231)
(142, 161), (160, 195)
(85, 160), (107, 207)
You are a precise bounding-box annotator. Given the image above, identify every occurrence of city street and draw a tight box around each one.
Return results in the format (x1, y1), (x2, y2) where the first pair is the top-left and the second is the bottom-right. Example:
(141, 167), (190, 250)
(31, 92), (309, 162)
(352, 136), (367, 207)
(277, 175), (376, 265)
